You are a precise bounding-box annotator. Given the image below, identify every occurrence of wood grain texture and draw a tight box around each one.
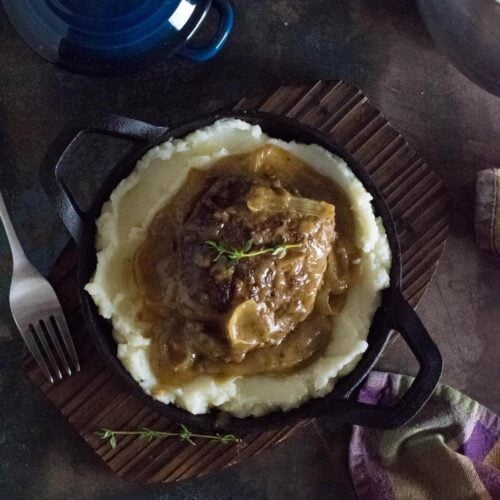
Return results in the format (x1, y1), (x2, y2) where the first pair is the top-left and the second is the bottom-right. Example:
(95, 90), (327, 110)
(23, 81), (449, 483)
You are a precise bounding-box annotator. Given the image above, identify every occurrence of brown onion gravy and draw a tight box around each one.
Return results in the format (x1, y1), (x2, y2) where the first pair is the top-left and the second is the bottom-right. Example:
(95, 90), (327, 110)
(133, 145), (359, 392)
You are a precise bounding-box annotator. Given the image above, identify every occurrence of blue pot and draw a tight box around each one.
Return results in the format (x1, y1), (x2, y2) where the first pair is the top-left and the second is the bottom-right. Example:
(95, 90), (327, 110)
(2, 0), (234, 75)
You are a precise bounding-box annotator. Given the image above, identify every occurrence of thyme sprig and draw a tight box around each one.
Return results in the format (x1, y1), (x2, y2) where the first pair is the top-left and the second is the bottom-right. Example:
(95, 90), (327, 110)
(206, 239), (301, 266)
(96, 425), (241, 449)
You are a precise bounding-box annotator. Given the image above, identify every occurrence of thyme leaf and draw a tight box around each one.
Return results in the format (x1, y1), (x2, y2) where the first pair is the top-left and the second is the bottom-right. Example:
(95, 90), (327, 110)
(96, 426), (242, 449)
(206, 239), (301, 266)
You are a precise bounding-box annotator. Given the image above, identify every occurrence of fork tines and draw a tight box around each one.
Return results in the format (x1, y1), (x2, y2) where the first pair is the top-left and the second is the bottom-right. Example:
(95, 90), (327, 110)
(25, 315), (80, 383)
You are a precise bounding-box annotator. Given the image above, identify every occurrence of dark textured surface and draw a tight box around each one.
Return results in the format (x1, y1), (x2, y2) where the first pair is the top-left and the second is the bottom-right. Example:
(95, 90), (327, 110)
(1, 0), (500, 498)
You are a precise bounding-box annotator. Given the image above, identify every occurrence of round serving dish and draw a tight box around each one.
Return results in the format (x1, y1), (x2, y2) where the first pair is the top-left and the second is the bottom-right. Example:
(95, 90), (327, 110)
(2, 0), (234, 75)
(40, 111), (442, 433)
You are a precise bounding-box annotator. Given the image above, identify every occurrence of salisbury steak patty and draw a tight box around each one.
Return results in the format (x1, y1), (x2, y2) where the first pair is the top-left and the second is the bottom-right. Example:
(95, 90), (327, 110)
(178, 176), (336, 356)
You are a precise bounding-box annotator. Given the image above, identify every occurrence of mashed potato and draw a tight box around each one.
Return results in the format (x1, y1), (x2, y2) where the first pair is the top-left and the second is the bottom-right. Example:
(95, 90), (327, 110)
(85, 119), (391, 417)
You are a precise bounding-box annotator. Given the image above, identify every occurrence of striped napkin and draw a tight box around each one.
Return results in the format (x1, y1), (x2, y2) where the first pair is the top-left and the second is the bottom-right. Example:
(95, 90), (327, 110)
(350, 372), (500, 499)
(476, 169), (500, 258)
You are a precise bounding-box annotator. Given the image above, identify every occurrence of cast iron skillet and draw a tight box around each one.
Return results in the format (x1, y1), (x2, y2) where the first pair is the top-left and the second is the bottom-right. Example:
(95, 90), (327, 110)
(40, 111), (442, 434)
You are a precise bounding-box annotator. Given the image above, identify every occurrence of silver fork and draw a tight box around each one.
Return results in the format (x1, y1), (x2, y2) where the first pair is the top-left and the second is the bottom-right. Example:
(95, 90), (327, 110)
(0, 190), (80, 382)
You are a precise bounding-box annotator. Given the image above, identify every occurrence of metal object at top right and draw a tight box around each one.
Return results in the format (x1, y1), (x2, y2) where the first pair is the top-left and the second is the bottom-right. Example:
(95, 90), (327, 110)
(417, 0), (500, 97)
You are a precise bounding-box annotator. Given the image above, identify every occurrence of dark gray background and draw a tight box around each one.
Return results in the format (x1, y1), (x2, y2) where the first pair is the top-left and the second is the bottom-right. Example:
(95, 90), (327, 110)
(1, 1), (499, 498)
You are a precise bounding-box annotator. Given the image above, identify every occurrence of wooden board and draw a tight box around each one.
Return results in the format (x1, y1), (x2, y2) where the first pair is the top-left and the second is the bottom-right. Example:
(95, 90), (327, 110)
(24, 80), (449, 483)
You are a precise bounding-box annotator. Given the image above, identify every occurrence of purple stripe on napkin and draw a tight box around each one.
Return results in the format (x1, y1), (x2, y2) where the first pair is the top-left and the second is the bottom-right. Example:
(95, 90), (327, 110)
(458, 420), (497, 461)
(350, 426), (394, 500)
(474, 462), (500, 497)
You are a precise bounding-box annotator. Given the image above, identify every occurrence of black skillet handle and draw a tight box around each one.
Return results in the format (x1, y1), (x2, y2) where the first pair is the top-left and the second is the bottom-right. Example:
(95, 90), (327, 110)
(328, 289), (443, 429)
(40, 114), (169, 245)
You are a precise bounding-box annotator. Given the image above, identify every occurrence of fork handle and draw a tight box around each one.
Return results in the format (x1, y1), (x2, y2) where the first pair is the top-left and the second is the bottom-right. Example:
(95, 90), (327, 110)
(0, 191), (27, 268)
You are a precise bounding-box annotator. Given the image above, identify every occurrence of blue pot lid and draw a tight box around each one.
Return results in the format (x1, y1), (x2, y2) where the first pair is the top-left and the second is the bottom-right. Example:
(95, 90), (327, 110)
(3, 0), (211, 73)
